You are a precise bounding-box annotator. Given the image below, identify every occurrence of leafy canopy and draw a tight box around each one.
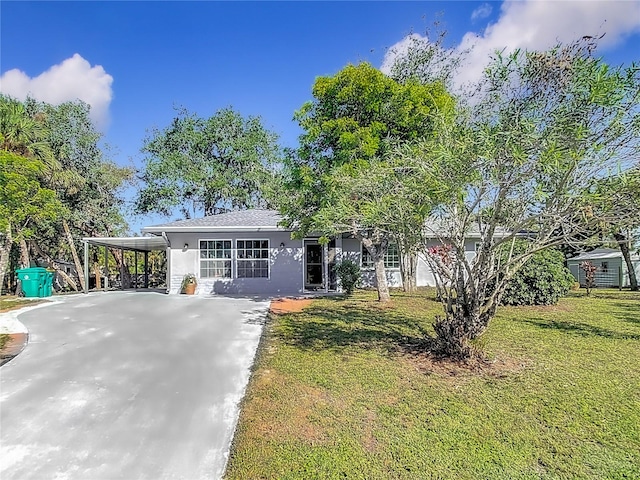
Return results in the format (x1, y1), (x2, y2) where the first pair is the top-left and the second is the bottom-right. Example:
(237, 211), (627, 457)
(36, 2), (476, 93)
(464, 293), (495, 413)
(283, 62), (455, 239)
(136, 107), (281, 218)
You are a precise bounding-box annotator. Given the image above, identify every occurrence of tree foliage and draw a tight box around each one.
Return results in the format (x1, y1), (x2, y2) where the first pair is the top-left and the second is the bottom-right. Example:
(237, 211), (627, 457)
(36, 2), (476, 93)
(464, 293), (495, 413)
(0, 95), (133, 293)
(136, 107), (281, 218)
(397, 40), (640, 356)
(0, 150), (64, 290)
(281, 62), (455, 302)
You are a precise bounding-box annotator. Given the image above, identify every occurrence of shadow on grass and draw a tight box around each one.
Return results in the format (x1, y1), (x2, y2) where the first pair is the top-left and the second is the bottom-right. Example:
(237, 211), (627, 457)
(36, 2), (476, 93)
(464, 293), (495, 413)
(609, 302), (640, 326)
(520, 317), (640, 341)
(274, 296), (435, 354)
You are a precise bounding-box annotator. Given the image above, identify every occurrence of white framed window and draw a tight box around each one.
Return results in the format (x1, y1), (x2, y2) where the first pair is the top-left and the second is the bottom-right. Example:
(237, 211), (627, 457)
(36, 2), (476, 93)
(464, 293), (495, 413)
(199, 240), (232, 278)
(236, 240), (270, 278)
(361, 243), (400, 269)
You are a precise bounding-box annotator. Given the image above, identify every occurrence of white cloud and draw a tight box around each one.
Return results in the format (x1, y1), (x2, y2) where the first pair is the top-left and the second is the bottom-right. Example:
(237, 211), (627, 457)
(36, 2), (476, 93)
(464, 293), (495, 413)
(471, 3), (492, 22)
(382, 0), (640, 90)
(0, 54), (113, 128)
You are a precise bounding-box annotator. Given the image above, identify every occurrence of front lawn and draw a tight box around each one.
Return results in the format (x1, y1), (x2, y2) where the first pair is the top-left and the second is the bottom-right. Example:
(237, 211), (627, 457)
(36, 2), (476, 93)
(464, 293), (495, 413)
(225, 289), (640, 479)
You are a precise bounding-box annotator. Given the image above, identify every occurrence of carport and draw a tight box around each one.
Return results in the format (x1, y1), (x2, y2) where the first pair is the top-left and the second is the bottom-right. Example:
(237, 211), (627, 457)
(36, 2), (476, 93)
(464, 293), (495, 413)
(81, 236), (168, 294)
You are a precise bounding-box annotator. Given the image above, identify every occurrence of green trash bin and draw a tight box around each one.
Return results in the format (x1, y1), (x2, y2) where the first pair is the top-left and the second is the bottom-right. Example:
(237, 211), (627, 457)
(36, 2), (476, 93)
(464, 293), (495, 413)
(44, 270), (54, 297)
(16, 267), (48, 298)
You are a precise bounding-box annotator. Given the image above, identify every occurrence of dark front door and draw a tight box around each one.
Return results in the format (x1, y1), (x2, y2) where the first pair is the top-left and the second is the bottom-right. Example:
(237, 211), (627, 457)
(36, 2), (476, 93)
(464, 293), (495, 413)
(305, 242), (324, 290)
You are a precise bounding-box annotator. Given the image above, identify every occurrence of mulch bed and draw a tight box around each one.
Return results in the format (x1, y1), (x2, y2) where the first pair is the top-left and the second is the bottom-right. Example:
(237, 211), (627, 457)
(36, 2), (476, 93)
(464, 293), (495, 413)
(0, 333), (28, 366)
(269, 298), (313, 315)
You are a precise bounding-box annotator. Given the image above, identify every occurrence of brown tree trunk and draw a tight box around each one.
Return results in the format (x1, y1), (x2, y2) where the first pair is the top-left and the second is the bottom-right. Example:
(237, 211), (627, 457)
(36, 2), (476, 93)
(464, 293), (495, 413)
(614, 231), (638, 291)
(30, 240), (79, 291)
(63, 219), (85, 291)
(0, 224), (13, 295)
(111, 248), (131, 289)
(94, 262), (101, 290)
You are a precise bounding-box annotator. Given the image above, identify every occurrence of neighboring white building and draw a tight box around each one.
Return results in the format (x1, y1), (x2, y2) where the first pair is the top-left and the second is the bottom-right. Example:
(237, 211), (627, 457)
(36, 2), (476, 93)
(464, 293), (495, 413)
(567, 248), (640, 288)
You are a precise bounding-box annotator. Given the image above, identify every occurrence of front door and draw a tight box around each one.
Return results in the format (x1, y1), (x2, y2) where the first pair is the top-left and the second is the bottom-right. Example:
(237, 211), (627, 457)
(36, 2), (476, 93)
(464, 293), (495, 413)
(304, 241), (324, 290)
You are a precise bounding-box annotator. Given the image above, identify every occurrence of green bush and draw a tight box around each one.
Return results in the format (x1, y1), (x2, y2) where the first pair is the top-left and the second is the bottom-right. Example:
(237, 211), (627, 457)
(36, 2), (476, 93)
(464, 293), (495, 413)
(501, 246), (575, 306)
(335, 260), (361, 296)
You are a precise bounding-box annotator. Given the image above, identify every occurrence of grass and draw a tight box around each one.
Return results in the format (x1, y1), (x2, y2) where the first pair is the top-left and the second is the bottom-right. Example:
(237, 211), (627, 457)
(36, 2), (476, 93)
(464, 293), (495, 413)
(225, 288), (640, 479)
(0, 295), (48, 313)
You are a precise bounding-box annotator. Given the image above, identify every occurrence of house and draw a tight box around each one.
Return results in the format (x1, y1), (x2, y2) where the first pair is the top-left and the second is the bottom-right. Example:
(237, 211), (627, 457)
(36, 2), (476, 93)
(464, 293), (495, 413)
(567, 248), (640, 288)
(140, 209), (486, 295)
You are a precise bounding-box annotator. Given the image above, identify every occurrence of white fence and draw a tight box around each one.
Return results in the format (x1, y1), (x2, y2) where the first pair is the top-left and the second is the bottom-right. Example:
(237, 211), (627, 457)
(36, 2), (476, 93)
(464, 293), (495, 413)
(577, 266), (622, 288)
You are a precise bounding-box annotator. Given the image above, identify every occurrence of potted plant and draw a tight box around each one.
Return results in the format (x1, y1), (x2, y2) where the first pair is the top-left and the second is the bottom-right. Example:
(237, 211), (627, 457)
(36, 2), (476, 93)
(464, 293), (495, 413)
(181, 273), (197, 295)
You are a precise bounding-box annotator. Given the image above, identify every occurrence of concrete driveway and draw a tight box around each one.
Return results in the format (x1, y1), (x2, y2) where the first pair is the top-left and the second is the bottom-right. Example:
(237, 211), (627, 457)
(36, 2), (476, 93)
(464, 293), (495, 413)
(0, 291), (270, 480)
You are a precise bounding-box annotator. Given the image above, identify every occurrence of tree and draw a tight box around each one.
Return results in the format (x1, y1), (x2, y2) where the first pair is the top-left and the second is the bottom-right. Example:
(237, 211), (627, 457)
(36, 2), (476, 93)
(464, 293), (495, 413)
(136, 107), (281, 219)
(0, 95), (59, 273)
(401, 40), (640, 356)
(280, 62), (454, 302)
(589, 167), (640, 290)
(0, 151), (64, 290)
(25, 99), (133, 290)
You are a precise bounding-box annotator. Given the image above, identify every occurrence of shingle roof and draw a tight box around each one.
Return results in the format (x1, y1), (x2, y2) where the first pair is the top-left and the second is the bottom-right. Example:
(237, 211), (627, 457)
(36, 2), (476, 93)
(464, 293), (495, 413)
(569, 248), (639, 261)
(143, 209), (286, 232)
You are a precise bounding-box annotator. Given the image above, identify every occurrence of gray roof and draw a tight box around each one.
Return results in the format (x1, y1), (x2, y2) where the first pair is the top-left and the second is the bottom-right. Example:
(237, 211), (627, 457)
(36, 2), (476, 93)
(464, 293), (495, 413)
(569, 248), (639, 262)
(143, 209), (286, 233)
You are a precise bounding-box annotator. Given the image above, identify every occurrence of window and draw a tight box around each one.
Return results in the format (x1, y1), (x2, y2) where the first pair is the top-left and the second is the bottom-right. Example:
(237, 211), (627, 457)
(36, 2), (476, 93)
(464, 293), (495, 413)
(601, 261), (608, 273)
(361, 243), (400, 269)
(199, 240), (231, 278)
(237, 240), (269, 278)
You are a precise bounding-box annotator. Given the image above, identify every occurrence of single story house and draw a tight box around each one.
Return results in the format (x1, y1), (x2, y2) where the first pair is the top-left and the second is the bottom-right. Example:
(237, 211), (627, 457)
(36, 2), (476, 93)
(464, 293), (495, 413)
(567, 248), (640, 288)
(138, 209), (485, 295)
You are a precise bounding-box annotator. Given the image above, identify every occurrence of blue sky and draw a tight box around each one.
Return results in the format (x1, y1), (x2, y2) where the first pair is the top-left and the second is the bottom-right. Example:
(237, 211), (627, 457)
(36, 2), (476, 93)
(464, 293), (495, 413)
(2, 1), (639, 233)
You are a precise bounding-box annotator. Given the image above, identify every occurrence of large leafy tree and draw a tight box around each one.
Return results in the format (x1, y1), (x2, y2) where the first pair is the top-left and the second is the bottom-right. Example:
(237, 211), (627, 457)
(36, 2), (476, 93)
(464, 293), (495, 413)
(281, 62), (454, 301)
(24, 99), (134, 290)
(0, 95), (60, 273)
(399, 40), (640, 356)
(136, 107), (281, 218)
(0, 150), (64, 291)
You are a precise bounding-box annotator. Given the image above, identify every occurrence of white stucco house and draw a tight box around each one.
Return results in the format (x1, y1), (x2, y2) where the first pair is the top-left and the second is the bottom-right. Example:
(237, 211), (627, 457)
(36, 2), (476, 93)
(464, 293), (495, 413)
(567, 248), (640, 288)
(129, 209), (484, 295)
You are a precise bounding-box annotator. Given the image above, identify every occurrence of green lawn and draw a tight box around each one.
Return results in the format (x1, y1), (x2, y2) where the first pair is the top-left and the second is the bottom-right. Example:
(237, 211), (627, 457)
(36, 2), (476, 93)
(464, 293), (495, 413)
(225, 289), (640, 479)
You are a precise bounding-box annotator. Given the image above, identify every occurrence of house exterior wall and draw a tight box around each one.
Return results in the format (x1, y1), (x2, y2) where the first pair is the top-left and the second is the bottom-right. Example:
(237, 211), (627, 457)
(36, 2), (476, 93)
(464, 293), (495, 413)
(341, 236), (481, 289)
(166, 231), (303, 295)
(166, 230), (485, 294)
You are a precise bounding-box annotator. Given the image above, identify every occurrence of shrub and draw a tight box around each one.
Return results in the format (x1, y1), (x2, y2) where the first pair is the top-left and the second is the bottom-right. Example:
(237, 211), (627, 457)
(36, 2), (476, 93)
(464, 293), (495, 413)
(501, 246), (575, 306)
(335, 260), (361, 296)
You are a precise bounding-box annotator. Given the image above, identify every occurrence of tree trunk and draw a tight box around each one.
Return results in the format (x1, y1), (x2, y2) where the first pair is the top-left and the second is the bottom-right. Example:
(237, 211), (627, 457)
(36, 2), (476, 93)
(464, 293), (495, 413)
(111, 248), (131, 289)
(18, 237), (30, 268)
(0, 225), (13, 295)
(361, 236), (390, 303)
(30, 240), (79, 291)
(63, 219), (85, 291)
(94, 262), (101, 290)
(373, 255), (390, 303)
(400, 251), (417, 293)
(614, 231), (638, 291)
